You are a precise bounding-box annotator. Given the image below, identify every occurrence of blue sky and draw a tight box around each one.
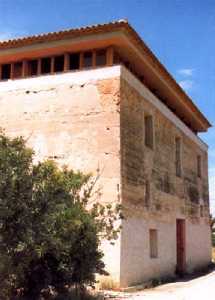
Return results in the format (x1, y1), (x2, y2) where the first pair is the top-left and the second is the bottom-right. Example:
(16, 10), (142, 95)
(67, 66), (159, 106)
(0, 0), (215, 213)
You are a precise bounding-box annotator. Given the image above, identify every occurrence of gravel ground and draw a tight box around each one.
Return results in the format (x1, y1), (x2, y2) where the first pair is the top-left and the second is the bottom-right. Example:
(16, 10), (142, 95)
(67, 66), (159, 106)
(104, 269), (215, 300)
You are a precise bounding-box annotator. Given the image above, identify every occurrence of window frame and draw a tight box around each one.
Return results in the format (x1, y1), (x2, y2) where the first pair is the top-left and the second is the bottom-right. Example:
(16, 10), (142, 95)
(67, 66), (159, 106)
(144, 114), (154, 150)
(197, 155), (202, 178)
(145, 179), (150, 208)
(1, 63), (11, 80)
(95, 48), (107, 67)
(149, 229), (158, 259)
(41, 57), (52, 75)
(175, 136), (182, 178)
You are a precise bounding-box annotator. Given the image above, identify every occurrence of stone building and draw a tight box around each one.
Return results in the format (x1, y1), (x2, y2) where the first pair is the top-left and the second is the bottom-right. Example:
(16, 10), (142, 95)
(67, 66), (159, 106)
(0, 20), (212, 287)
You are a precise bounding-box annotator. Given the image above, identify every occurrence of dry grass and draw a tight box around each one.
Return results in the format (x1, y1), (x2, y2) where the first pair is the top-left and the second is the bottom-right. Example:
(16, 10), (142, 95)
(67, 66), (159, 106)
(99, 276), (119, 290)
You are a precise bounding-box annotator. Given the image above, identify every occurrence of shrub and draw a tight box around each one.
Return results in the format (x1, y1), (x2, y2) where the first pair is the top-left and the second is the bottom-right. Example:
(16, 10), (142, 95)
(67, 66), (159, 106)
(0, 133), (121, 299)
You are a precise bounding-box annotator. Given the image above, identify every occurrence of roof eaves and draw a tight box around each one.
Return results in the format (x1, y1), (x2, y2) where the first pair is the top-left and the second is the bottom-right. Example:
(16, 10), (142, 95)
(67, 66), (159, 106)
(0, 19), (211, 130)
(122, 24), (212, 130)
(0, 19), (128, 49)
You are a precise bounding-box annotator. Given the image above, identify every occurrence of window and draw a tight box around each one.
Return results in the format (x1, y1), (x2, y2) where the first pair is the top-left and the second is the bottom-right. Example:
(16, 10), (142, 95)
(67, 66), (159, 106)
(145, 115), (154, 149)
(1, 64), (11, 80)
(0, 47), (119, 82)
(54, 55), (64, 73)
(96, 49), (107, 66)
(27, 60), (38, 76)
(113, 51), (120, 65)
(175, 137), (182, 177)
(149, 229), (158, 258)
(69, 53), (80, 70)
(13, 62), (23, 79)
(83, 51), (93, 68)
(197, 155), (202, 178)
(145, 180), (150, 207)
(200, 205), (204, 217)
(41, 57), (51, 74)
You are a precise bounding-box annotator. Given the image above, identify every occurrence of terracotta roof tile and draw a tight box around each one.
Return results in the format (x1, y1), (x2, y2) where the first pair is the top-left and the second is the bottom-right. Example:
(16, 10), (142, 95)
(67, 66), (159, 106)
(0, 19), (129, 49)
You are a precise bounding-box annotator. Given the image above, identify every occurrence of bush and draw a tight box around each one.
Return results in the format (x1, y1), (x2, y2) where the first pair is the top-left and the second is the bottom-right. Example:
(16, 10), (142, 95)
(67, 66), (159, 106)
(0, 133), (121, 299)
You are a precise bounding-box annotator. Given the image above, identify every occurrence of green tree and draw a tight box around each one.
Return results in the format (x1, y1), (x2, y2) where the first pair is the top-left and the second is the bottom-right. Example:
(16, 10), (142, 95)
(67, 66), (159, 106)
(0, 133), (121, 299)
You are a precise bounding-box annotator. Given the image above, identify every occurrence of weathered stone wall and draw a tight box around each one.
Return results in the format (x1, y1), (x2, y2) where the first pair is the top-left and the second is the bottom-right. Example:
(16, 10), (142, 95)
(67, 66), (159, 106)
(120, 73), (211, 287)
(0, 68), (122, 283)
(0, 66), (211, 288)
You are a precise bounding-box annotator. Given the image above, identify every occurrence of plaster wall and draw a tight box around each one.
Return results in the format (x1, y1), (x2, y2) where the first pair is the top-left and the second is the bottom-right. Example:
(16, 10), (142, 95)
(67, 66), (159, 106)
(186, 220), (212, 272)
(120, 218), (211, 287)
(0, 66), (122, 282)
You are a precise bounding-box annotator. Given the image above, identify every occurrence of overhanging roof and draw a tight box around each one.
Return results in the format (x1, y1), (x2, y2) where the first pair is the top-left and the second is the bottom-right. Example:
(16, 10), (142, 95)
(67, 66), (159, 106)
(0, 20), (211, 132)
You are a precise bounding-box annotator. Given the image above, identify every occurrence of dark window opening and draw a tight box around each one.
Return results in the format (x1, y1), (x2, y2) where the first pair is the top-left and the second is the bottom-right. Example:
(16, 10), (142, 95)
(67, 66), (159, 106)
(1, 64), (11, 80)
(28, 60), (38, 76)
(41, 57), (51, 74)
(124, 61), (131, 69)
(145, 180), (150, 207)
(69, 53), (80, 70)
(197, 155), (202, 178)
(54, 55), (64, 73)
(200, 205), (204, 217)
(175, 137), (182, 177)
(13, 62), (23, 79)
(113, 51), (120, 65)
(83, 51), (93, 68)
(96, 49), (107, 66)
(145, 115), (154, 149)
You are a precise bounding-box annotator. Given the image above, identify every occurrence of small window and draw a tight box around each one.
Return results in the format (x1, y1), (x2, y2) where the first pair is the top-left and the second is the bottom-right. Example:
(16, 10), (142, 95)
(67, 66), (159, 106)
(113, 51), (120, 65)
(1, 64), (11, 80)
(83, 51), (93, 68)
(27, 60), (38, 76)
(41, 57), (51, 74)
(54, 55), (64, 73)
(96, 49), (107, 66)
(145, 115), (154, 149)
(197, 155), (202, 178)
(13, 62), (23, 79)
(200, 205), (204, 217)
(175, 137), (182, 177)
(149, 229), (158, 258)
(69, 53), (80, 70)
(145, 180), (150, 207)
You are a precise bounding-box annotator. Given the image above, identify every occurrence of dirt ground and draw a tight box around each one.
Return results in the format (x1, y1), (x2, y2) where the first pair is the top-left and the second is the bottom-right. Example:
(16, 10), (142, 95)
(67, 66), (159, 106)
(103, 268), (215, 300)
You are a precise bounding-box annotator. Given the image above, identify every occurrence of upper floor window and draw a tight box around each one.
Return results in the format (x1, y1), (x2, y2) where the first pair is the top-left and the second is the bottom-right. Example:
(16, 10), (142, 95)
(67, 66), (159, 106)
(145, 179), (150, 207)
(145, 115), (154, 149)
(197, 155), (202, 178)
(13, 62), (23, 79)
(41, 57), (51, 74)
(69, 53), (80, 70)
(83, 51), (93, 68)
(0, 48), (109, 81)
(1, 64), (11, 80)
(200, 205), (204, 217)
(27, 60), (38, 76)
(54, 55), (64, 73)
(96, 49), (107, 66)
(175, 137), (182, 177)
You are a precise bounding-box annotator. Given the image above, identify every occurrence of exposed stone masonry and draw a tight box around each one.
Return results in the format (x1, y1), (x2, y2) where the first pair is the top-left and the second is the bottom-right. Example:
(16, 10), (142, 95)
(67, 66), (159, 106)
(120, 78), (209, 221)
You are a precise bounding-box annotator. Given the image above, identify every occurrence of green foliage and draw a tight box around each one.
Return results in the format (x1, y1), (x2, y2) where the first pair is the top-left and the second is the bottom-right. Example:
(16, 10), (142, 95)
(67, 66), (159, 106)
(0, 132), (121, 299)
